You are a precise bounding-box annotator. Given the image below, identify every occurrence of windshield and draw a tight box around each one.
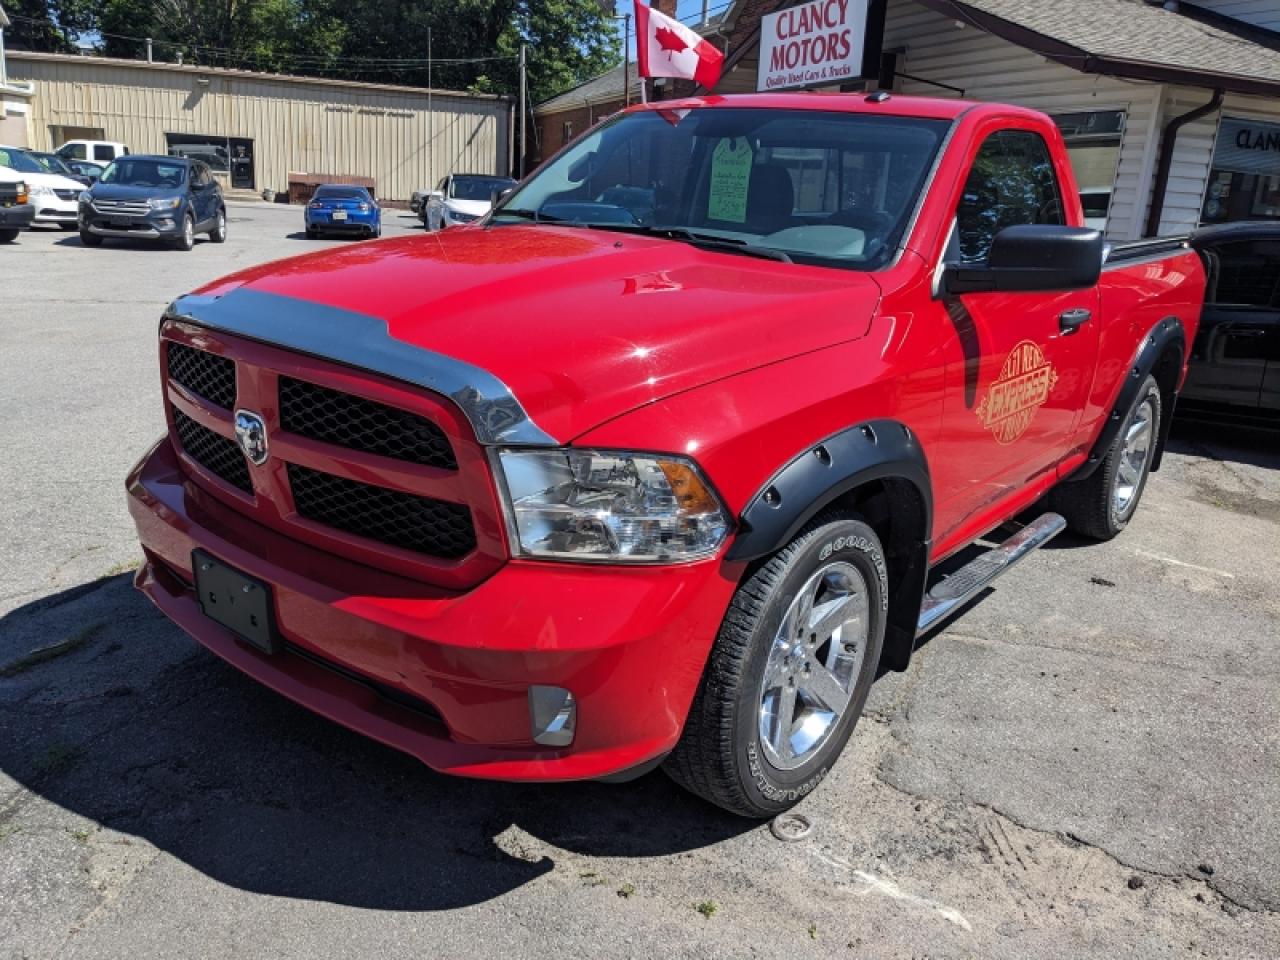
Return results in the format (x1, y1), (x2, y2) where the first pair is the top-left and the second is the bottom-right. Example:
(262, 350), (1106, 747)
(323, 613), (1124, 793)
(496, 107), (948, 270)
(451, 176), (515, 202)
(32, 153), (73, 176)
(101, 158), (188, 188)
(0, 147), (45, 174)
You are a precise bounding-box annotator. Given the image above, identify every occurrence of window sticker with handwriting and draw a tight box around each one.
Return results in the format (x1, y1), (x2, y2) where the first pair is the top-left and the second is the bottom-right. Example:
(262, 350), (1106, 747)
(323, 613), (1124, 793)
(708, 138), (752, 223)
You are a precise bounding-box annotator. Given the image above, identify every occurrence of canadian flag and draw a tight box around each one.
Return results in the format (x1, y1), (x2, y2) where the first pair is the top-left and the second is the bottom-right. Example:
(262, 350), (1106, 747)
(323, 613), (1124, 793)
(635, 1), (724, 89)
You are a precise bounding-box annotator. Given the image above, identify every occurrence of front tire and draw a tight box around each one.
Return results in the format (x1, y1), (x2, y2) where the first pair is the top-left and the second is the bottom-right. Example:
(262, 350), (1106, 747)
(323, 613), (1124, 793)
(79, 230), (102, 247)
(209, 207), (227, 243)
(665, 511), (887, 818)
(0, 229), (18, 243)
(1052, 374), (1162, 540)
(58, 222), (77, 231)
(174, 214), (195, 251)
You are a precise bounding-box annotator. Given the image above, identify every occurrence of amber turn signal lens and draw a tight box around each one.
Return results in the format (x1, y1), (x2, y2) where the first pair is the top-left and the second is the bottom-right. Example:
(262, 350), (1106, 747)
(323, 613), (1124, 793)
(657, 459), (720, 514)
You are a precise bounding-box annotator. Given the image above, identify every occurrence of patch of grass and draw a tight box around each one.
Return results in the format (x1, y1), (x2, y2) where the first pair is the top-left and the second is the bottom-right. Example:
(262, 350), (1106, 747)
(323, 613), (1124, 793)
(67, 826), (92, 843)
(808, 923), (817, 940)
(0, 622), (106, 678)
(103, 559), (140, 578)
(617, 882), (636, 899)
(695, 900), (718, 919)
(578, 870), (605, 887)
(0, 824), (20, 842)
(38, 743), (84, 777)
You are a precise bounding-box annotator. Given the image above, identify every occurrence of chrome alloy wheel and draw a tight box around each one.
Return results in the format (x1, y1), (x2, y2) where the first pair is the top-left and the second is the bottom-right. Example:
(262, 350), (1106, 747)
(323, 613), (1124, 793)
(757, 561), (870, 771)
(1113, 396), (1155, 517)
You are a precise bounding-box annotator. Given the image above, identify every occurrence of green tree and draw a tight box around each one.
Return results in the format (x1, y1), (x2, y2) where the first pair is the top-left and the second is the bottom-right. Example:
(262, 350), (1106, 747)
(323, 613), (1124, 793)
(5, 0), (96, 52)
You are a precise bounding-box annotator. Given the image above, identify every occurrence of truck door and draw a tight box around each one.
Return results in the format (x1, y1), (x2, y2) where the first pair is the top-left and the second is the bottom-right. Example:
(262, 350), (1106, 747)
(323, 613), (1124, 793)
(931, 127), (1101, 543)
(1184, 239), (1279, 410)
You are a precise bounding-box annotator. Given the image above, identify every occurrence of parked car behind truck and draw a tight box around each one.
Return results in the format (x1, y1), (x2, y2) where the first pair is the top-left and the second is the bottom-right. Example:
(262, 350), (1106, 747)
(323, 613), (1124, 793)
(79, 155), (226, 251)
(0, 145), (82, 229)
(128, 93), (1204, 818)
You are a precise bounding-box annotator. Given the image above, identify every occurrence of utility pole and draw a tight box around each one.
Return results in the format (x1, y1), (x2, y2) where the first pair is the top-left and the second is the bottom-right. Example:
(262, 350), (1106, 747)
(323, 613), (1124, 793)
(623, 14), (632, 106)
(427, 28), (433, 184)
(518, 43), (527, 177)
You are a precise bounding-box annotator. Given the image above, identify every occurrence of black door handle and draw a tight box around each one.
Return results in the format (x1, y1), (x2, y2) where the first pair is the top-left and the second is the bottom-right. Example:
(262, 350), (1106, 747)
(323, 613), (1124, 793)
(1229, 329), (1266, 338)
(1059, 308), (1092, 334)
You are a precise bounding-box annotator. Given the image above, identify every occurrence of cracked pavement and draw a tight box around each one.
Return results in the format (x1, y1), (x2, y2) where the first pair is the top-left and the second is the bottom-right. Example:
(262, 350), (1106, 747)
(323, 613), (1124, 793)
(2, 209), (1279, 958)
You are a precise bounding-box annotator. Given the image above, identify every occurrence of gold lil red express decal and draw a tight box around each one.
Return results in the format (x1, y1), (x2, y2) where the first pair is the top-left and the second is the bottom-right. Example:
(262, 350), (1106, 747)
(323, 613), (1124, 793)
(976, 341), (1059, 444)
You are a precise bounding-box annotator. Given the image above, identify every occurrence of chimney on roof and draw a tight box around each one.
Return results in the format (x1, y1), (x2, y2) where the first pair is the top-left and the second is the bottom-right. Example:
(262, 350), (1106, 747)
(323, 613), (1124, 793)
(653, 0), (677, 19)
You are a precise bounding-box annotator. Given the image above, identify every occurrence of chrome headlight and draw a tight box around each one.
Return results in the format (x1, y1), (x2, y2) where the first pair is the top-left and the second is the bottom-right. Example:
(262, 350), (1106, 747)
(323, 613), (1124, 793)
(496, 449), (730, 563)
(150, 197), (182, 210)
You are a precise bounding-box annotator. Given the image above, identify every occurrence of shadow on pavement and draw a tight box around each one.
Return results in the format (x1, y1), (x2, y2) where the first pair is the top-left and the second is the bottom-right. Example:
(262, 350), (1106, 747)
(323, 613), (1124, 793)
(0, 576), (752, 912)
(1168, 415), (1279, 470)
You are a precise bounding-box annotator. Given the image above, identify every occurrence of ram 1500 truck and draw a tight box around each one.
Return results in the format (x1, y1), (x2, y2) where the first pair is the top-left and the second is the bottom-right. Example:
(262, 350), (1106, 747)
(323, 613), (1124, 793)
(127, 93), (1205, 817)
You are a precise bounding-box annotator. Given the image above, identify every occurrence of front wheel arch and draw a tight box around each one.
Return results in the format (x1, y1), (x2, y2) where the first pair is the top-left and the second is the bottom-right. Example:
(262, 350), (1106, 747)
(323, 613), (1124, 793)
(727, 420), (933, 673)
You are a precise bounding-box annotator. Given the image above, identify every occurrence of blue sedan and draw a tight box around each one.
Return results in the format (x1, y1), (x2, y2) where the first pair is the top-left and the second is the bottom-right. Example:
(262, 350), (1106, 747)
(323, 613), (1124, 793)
(305, 184), (381, 239)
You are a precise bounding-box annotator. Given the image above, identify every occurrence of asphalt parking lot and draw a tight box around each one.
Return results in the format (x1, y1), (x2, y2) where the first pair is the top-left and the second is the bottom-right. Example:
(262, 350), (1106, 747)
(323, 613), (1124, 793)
(1, 204), (1278, 960)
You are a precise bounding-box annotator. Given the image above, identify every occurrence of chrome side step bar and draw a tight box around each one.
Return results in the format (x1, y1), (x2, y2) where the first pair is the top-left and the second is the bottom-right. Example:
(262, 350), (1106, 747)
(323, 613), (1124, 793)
(917, 513), (1067, 637)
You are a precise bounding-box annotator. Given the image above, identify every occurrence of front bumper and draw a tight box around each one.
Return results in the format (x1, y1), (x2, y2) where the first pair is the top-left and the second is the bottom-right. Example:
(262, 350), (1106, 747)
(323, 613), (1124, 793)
(81, 208), (186, 239)
(33, 198), (78, 224)
(0, 203), (35, 229)
(127, 437), (738, 781)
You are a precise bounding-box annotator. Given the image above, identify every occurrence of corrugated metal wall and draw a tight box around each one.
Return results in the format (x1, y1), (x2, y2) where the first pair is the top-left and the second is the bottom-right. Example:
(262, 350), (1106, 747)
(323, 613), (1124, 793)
(1194, 0), (1280, 31)
(9, 53), (510, 201)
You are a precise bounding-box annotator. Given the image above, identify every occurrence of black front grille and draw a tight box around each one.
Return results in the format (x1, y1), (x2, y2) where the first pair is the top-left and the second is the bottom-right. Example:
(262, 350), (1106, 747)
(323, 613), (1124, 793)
(279, 377), (457, 470)
(172, 407), (252, 493)
(287, 464), (474, 559)
(168, 343), (237, 410)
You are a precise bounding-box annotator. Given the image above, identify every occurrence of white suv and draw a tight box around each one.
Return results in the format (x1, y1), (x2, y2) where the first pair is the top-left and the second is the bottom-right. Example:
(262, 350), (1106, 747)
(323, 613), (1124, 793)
(0, 145), (84, 229)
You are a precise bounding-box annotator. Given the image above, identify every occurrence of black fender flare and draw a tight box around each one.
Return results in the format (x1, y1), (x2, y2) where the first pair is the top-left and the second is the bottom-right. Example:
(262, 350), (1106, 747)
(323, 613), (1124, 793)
(1068, 315), (1185, 482)
(726, 419), (933, 562)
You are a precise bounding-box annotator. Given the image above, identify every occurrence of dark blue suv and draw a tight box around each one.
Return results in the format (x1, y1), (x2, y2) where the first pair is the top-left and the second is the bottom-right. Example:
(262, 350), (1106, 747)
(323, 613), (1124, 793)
(79, 155), (226, 251)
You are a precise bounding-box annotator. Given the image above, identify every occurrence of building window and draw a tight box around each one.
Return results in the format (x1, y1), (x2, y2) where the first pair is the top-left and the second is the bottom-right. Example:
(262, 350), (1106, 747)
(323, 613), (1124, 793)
(1052, 110), (1125, 232)
(166, 133), (231, 172)
(1203, 117), (1280, 224)
(562, 121), (574, 143)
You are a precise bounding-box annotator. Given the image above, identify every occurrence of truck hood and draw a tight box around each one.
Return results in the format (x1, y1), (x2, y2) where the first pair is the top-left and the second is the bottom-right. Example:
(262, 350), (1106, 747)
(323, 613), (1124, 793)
(196, 225), (884, 441)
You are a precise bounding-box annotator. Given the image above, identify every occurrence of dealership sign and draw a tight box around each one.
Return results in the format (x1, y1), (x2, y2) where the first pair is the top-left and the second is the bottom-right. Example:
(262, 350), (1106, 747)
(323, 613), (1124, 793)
(757, 0), (877, 91)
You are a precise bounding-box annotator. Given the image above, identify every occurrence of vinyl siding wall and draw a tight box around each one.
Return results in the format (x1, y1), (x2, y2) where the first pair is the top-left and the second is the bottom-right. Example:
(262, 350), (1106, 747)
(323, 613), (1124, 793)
(884, 0), (1165, 241)
(8, 53), (510, 201)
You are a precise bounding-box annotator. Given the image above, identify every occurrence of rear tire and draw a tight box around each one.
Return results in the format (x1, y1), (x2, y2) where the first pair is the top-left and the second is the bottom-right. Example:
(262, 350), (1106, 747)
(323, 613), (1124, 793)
(664, 511), (887, 818)
(1052, 374), (1162, 540)
(79, 230), (102, 247)
(0, 229), (18, 243)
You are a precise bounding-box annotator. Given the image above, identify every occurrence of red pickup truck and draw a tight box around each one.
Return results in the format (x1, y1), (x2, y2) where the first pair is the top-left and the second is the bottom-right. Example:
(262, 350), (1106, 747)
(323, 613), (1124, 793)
(128, 93), (1204, 817)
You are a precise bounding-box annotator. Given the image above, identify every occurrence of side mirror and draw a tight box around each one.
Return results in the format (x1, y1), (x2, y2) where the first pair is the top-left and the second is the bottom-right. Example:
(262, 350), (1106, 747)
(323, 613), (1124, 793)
(944, 225), (1104, 295)
(493, 187), (514, 205)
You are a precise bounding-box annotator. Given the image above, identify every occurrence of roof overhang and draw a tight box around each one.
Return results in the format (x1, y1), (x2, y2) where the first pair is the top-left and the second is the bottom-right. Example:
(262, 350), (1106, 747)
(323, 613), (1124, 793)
(913, 0), (1280, 98)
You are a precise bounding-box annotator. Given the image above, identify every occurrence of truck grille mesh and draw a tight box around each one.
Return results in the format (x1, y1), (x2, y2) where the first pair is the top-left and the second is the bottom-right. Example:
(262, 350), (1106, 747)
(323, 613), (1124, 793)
(279, 377), (458, 469)
(287, 464), (475, 559)
(168, 343), (237, 410)
(172, 407), (252, 493)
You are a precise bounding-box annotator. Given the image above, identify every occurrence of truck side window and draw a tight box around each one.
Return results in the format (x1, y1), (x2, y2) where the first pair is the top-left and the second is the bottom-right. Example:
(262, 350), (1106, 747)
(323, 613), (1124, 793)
(94, 144), (115, 162)
(956, 130), (1065, 263)
(1208, 240), (1280, 307)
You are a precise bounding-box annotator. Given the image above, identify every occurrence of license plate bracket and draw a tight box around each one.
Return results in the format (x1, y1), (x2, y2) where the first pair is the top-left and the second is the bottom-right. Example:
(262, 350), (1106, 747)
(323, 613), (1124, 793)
(109, 218), (131, 229)
(332, 210), (348, 220)
(192, 550), (280, 654)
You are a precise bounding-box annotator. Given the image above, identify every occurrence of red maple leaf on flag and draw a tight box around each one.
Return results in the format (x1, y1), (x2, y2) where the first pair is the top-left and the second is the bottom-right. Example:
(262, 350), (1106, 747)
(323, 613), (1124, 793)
(655, 25), (689, 60)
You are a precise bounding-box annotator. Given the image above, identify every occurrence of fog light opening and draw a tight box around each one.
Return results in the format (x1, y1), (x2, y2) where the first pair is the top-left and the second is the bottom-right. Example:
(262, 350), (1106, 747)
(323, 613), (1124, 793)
(529, 685), (576, 747)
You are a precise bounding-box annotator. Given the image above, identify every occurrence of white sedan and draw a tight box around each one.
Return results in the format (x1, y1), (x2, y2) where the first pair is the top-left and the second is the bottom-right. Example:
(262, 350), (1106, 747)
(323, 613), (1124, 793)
(423, 173), (516, 231)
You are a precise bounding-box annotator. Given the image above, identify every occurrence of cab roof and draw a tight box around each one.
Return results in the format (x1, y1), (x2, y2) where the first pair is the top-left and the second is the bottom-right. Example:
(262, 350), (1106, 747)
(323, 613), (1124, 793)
(630, 91), (1033, 123)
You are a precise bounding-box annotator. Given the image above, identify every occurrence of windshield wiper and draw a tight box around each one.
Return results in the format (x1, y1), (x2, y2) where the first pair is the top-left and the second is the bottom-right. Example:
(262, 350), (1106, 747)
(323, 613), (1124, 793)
(570, 222), (793, 263)
(489, 207), (565, 224)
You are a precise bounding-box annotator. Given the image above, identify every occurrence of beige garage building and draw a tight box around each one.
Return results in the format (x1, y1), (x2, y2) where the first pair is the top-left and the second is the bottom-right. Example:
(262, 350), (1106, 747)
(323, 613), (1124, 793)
(6, 50), (512, 202)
